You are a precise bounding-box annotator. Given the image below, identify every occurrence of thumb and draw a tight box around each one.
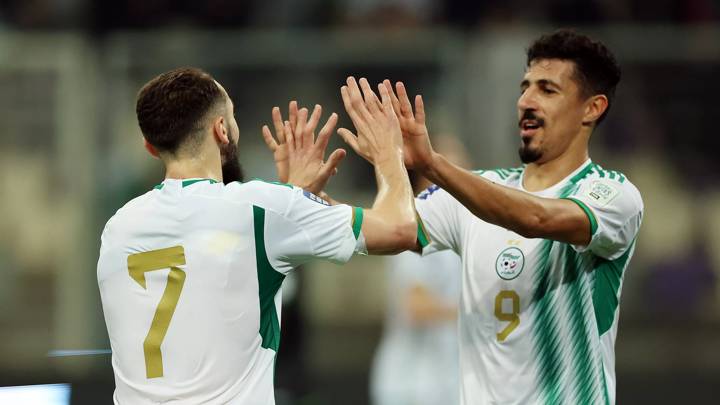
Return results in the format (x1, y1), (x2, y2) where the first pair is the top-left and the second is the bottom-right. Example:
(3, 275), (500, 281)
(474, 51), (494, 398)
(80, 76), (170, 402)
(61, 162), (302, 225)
(320, 148), (347, 177)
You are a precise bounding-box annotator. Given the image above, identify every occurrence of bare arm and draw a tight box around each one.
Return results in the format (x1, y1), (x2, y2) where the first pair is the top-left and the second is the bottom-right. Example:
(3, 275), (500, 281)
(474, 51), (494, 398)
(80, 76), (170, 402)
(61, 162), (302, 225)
(424, 154), (591, 245)
(384, 80), (591, 246)
(337, 77), (417, 254)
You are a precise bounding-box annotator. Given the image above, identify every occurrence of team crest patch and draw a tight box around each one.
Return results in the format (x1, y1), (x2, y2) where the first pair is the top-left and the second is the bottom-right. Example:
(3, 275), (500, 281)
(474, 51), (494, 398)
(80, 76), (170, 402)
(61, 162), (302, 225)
(585, 180), (619, 207)
(303, 190), (330, 206)
(495, 247), (525, 280)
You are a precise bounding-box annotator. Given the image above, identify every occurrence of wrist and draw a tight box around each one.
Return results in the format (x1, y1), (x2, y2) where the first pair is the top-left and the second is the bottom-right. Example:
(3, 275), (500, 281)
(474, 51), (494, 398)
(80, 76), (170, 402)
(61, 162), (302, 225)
(419, 151), (443, 182)
(372, 147), (403, 167)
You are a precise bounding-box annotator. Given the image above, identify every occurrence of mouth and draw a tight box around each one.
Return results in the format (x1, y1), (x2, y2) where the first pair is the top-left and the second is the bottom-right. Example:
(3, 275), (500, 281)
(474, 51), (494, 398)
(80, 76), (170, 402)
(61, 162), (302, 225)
(519, 118), (544, 138)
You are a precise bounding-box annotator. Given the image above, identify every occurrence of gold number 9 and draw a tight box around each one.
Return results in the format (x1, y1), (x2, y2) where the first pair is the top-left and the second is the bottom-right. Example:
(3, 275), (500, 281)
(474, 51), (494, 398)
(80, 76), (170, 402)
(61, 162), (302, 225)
(494, 290), (520, 342)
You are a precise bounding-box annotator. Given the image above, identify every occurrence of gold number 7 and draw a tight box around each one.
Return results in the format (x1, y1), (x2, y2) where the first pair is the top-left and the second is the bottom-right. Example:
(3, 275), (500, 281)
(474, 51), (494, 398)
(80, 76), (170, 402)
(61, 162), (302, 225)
(127, 246), (187, 379)
(494, 290), (520, 342)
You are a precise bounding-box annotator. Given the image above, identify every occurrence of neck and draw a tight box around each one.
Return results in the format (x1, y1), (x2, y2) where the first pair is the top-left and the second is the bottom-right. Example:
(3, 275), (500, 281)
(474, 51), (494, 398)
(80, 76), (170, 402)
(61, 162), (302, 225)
(522, 134), (590, 192)
(163, 151), (222, 183)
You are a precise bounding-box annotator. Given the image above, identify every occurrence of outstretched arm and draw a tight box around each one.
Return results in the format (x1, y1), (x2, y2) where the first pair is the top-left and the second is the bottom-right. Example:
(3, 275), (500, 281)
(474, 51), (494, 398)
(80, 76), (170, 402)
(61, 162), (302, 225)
(384, 80), (591, 246)
(336, 77), (417, 254)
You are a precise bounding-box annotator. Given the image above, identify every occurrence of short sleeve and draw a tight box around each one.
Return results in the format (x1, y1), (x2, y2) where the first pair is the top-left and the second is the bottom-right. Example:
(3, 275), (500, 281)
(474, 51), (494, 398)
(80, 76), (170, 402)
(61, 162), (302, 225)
(414, 185), (464, 256)
(564, 178), (643, 260)
(263, 187), (363, 273)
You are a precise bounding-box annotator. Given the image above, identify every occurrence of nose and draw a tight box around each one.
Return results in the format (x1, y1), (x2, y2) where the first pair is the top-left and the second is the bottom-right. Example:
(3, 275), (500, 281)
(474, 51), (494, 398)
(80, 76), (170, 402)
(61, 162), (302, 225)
(517, 88), (538, 112)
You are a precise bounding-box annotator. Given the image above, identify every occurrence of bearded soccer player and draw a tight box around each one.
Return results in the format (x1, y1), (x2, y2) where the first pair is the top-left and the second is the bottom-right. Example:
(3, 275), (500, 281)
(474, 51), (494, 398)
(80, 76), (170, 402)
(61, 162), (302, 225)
(97, 68), (416, 404)
(270, 30), (643, 405)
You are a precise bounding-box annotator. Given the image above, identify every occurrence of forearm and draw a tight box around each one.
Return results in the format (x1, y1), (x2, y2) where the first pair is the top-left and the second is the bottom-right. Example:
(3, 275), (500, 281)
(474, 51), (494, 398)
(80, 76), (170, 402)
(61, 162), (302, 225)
(423, 153), (589, 244)
(363, 151), (417, 253)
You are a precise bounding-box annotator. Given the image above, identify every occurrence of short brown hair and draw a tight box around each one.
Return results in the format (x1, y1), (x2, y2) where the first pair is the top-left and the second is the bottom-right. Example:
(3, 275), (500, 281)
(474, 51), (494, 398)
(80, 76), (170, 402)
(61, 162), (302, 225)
(136, 67), (225, 153)
(527, 29), (621, 125)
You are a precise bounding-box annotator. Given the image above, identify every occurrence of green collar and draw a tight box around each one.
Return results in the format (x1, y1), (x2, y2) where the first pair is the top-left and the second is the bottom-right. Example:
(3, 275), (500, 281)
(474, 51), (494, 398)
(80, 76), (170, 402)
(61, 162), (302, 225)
(154, 178), (218, 190)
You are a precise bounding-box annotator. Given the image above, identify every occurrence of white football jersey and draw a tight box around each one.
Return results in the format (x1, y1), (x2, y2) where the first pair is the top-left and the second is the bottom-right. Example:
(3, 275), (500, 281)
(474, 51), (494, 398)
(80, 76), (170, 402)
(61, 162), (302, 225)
(97, 178), (363, 404)
(415, 160), (643, 405)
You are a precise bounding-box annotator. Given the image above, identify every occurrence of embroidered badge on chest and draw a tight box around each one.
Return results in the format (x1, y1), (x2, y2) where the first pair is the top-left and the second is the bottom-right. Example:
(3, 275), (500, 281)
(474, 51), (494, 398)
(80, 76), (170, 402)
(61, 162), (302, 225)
(495, 247), (525, 280)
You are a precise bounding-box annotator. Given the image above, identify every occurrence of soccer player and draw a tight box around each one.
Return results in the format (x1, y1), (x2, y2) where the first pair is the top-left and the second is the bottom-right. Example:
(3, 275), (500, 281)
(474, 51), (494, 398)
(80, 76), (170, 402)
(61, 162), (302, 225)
(97, 68), (416, 404)
(272, 30), (643, 404)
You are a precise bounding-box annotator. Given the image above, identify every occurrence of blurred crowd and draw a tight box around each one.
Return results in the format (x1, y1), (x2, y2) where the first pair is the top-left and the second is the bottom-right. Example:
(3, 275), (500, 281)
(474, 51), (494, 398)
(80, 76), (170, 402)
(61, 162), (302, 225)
(1, 0), (718, 31)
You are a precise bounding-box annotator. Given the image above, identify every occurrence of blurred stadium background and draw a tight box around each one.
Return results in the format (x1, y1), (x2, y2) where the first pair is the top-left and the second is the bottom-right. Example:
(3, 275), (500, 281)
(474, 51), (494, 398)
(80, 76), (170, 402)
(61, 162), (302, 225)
(1, 0), (720, 404)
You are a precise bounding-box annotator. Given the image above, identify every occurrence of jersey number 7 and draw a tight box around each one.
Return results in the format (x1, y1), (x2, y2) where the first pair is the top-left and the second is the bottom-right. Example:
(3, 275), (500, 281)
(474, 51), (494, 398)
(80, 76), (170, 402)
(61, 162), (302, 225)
(127, 246), (187, 379)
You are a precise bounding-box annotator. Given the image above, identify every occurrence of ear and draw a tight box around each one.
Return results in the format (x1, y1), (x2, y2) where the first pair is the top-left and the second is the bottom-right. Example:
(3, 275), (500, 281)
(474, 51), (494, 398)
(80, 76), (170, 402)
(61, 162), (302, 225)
(212, 116), (230, 145)
(144, 139), (160, 158)
(582, 95), (609, 126)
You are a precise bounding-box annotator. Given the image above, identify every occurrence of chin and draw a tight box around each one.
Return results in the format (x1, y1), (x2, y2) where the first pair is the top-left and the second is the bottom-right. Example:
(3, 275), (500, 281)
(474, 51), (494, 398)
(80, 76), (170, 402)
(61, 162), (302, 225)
(518, 145), (542, 164)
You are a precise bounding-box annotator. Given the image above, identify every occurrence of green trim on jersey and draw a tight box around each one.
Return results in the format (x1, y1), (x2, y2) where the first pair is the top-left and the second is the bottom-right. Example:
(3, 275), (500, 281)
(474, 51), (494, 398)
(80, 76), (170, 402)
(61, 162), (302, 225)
(593, 241), (635, 336)
(473, 167), (524, 180)
(531, 160), (603, 404)
(181, 178), (218, 187)
(351, 207), (364, 240)
(529, 240), (564, 404)
(561, 246), (604, 404)
(250, 178), (294, 189)
(253, 205), (286, 352)
(416, 213), (431, 248)
(153, 178), (218, 190)
(592, 165), (627, 184)
(564, 197), (599, 236)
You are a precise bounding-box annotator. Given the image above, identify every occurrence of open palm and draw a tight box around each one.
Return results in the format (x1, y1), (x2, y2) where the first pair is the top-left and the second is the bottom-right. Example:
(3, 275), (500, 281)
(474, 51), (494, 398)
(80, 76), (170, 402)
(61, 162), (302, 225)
(383, 80), (435, 170)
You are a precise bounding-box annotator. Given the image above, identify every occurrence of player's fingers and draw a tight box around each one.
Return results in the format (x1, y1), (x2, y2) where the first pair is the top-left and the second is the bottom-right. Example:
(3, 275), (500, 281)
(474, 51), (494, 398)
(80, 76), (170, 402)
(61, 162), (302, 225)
(262, 125), (278, 151)
(295, 107), (308, 150)
(337, 128), (361, 154)
(306, 104), (322, 139)
(341, 85), (368, 131)
(384, 79), (402, 117)
(271, 107), (286, 144)
(359, 77), (383, 114)
(284, 121), (295, 153)
(289, 100), (298, 131)
(320, 148), (347, 178)
(378, 83), (394, 117)
(396, 82), (414, 118)
(316, 113), (338, 153)
(346, 77), (374, 122)
(415, 95), (426, 126)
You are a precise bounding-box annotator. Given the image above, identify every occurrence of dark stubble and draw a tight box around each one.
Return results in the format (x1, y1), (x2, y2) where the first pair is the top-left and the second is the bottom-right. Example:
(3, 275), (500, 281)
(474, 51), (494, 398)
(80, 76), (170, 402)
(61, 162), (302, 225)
(220, 138), (244, 184)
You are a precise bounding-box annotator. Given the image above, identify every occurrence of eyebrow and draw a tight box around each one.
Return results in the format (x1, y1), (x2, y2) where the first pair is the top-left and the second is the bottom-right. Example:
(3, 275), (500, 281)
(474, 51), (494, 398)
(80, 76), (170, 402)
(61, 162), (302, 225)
(520, 78), (562, 90)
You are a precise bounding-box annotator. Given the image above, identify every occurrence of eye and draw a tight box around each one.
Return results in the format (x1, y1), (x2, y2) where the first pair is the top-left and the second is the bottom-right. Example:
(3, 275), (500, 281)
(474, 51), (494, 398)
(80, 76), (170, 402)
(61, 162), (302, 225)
(542, 88), (556, 94)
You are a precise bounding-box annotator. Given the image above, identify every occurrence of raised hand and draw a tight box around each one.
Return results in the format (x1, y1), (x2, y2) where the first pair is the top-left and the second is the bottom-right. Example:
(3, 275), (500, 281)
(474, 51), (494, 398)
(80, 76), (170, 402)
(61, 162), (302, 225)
(263, 102), (346, 194)
(382, 80), (435, 171)
(337, 77), (403, 164)
(262, 100), (299, 183)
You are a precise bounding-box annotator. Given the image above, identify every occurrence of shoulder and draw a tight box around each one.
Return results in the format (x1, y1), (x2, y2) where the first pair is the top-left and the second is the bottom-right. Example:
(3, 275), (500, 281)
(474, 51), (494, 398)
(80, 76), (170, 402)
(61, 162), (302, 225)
(472, 166), (524, 184)
(223, 179), (299, 212)
(100, 190), (154, 240)
(575, 164), (643, 214)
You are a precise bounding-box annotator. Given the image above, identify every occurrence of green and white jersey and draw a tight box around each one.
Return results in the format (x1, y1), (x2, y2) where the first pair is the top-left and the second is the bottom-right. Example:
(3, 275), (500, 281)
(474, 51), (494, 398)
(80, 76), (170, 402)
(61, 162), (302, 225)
(415, 160), (643, 405)
(97, 179), (363, 405)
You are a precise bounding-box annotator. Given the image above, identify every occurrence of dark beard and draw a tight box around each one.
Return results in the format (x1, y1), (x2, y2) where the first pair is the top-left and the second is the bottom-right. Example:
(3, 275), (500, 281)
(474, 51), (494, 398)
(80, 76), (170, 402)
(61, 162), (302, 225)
(518, 142), (542, 163)
(517, 110), (544, 164)
(221, 140), (244, 184)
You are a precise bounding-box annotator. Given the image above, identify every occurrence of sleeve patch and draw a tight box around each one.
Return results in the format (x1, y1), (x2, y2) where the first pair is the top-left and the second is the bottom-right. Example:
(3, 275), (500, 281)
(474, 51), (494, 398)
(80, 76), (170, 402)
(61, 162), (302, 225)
(417, 184), (440, 200)
(584, 180), (620, 207)
(303, 190), (331, 206)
